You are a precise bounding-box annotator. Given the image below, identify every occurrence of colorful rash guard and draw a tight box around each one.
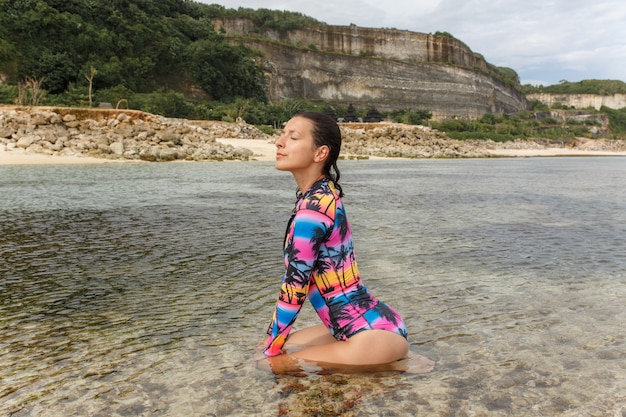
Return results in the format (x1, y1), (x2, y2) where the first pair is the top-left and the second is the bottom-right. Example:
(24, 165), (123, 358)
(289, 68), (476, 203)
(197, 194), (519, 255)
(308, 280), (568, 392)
(264, 178), (408, 356)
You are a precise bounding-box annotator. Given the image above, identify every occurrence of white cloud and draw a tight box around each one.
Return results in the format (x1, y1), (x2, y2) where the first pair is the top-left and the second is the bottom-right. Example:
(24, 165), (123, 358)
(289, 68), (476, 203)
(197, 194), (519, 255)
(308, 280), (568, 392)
(203, 0), (626, 85)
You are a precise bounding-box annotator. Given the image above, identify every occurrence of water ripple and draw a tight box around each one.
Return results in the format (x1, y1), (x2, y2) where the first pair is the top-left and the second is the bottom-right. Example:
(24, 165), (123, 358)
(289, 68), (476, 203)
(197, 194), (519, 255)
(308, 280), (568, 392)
(1, 158), (625, 416)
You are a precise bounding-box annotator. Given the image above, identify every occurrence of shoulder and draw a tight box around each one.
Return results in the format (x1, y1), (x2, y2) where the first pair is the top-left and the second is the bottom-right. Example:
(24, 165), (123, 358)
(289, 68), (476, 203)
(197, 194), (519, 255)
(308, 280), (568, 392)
(297, 182), (337, 220)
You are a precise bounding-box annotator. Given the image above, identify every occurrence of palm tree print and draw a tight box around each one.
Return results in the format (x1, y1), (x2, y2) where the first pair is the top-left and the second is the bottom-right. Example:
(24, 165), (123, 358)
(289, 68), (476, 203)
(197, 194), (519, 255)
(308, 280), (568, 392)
(264, 179), (408, 356)
(328, 243), (352, 287)
(372, 302), (400, 326)
(346, 284), (376, 311)
(283, 240), (310, 304)
(313, 255), (334, 294)
(335, 206), (349, 241)
(305, 197), (322, 211)
(310, 224), (329, 253)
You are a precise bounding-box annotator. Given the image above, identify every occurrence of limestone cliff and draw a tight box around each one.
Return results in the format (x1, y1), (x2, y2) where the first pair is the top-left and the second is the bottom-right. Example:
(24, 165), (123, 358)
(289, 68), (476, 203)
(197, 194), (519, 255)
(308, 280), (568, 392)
(214, 19), (529, 119)
(527, 93), (626, 110)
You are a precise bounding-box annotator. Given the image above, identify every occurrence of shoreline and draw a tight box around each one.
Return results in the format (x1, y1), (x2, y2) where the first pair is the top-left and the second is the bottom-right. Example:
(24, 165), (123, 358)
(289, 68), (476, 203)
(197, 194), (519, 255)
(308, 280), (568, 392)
(0, 149), (132, 165)
(485, 148), (626, 157)
(2, 138), (625, 165)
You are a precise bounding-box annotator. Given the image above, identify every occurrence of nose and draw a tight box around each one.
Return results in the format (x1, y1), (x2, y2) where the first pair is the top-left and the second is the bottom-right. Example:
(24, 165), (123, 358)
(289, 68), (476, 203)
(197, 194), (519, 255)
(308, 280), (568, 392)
(275, 134), (285, 148)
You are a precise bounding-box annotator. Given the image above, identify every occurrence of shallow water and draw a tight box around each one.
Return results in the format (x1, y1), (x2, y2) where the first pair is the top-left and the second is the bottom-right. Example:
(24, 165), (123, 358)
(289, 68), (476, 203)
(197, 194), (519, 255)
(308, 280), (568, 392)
(1, 158), (625, 416)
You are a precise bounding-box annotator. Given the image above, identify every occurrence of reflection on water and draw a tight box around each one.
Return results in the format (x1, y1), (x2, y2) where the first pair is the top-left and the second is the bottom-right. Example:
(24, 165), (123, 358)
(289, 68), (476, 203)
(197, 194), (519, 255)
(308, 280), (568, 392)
(1, 158), (625, 416)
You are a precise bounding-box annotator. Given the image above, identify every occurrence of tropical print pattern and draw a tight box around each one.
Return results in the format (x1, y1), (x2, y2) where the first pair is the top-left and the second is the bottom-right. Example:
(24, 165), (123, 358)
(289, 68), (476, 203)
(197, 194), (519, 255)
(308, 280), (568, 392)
(264, 178), (408, 356)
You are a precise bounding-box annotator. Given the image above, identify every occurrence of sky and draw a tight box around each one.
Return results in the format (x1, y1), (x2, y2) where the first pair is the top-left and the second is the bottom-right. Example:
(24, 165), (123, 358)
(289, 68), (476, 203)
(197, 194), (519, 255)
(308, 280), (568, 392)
(201, 0), (626, 86)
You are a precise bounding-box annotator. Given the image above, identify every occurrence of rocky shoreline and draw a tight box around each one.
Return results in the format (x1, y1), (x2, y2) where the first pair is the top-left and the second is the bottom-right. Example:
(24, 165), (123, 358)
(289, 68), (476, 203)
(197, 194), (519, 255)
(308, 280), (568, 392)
(339, 122), (626, 158)
(0, 106), (260, 162)
(1, 106), (625, 162)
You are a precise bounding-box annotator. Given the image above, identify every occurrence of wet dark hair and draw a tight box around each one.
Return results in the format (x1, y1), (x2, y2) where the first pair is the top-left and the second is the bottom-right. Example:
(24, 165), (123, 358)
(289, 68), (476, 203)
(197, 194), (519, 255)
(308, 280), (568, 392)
(296, 112), (344, 197)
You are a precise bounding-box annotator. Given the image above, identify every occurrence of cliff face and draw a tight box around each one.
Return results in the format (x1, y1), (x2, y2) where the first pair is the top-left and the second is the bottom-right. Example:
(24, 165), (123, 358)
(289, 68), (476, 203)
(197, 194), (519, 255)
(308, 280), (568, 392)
(247, 40), (526, 119)
(214, 19), (529, 119)
(527, 93), (626, 110)
(214, 19), (488, 69)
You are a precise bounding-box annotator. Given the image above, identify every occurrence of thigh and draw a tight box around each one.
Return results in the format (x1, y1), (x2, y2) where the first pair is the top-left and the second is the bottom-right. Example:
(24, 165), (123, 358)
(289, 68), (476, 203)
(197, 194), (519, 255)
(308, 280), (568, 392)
(292, 329), (408, 365)
(284, 324), (335, 348)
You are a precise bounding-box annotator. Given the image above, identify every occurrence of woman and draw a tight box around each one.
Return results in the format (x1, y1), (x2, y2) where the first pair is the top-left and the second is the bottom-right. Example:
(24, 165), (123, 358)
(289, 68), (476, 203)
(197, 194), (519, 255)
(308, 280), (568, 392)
(261, 112), (434, 373)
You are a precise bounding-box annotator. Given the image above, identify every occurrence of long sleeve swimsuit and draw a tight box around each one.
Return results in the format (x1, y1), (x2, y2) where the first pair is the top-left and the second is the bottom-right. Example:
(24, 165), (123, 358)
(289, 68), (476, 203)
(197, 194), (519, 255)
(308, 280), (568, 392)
(264, 178), (408, 356)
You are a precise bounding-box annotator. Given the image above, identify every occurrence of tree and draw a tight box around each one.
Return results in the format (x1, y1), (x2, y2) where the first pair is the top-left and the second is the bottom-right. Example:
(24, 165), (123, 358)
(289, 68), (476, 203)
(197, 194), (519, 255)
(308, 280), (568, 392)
(187, 39), (266, 101)
(84, 65), (97, 107)
(17, 76), (45, 105)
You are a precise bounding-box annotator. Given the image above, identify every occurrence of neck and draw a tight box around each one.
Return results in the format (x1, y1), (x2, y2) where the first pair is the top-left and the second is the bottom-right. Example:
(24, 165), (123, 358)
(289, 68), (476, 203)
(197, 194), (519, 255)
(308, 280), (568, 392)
(293, 170), (326, 195)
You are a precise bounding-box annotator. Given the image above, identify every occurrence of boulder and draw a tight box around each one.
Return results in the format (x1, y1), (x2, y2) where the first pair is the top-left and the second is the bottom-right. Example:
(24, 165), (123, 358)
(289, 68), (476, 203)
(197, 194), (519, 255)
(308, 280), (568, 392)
(16, 134), (40, 148)
(109, 141), (124, 156)
(0, 107), (266, 161)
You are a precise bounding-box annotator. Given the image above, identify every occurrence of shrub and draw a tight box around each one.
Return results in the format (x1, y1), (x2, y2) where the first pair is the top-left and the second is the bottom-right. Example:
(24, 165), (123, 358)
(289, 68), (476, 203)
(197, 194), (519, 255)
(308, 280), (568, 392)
(0, 84), (18, 104)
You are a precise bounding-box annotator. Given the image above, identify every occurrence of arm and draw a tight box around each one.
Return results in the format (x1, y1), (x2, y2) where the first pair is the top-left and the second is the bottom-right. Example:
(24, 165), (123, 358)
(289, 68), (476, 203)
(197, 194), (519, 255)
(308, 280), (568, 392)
(264, 198), (334, 356)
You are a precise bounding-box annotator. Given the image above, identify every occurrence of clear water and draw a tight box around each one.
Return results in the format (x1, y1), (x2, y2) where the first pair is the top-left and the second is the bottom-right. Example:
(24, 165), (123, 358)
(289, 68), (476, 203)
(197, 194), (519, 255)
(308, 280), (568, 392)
(1, 158), (625, 416)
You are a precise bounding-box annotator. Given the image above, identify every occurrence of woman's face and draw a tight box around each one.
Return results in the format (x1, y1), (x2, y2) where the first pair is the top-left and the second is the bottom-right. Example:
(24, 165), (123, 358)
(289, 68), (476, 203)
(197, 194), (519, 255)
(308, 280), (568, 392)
(275, 116), (322, 172)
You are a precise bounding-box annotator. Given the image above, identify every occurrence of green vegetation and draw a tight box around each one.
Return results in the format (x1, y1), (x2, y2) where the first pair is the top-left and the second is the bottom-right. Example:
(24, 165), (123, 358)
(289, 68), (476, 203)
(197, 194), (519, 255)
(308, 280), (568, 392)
(430, 110), (613, 142)
(0, 0), (330, 125)
(495, 66), (521, 88)
(600, 106), (626, 135)
(0, 0), (522, 115)
(212, 6), (321, 31)
(433, 31), (470, 50)
(522, 79), (626, 95)
(387, 109), (432, 125)
(519, 80), (626, 138)
(0, 1), (623, 140)
(191, 101), (433, 130)
(0, 0), (322, 111)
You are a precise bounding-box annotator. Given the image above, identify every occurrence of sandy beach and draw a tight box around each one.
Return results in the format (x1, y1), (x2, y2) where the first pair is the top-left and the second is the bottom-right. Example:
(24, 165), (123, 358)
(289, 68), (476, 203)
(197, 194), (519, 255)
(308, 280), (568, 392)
(485, 147), (626, 157)
(2, 138), (625, 165)
(0, 139), (276, 165)
(215, 138), (277, 161)
(0, 149), (129, 165)
(0, 139), (268, 165)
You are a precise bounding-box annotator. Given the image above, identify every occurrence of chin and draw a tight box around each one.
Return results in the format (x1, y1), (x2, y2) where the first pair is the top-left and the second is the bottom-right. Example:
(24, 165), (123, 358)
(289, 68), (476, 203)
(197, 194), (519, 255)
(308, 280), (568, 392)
(275, 160), (290, 171)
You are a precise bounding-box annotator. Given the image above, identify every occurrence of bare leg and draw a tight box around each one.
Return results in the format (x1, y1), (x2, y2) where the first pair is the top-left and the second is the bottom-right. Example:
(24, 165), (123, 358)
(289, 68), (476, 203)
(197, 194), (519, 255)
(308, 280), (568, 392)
(254, 324), (335, 374)
(290, 329), (409, 365)
(256, 325), (435, 374)
(257, 349), (435, 375)
(282, 324), (336, 353)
